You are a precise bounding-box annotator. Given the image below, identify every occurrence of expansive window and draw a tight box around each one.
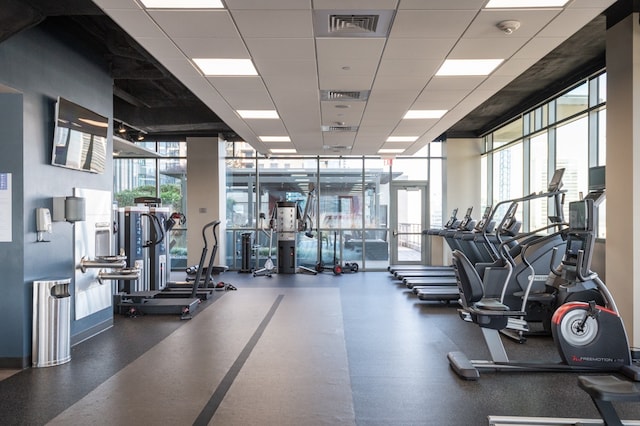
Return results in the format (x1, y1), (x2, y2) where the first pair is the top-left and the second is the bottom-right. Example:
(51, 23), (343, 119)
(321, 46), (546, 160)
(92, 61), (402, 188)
(113, 141), (187, 270)
(481, 71), (606, 237)
(113, 142), (445, 272)
(223, 147), (444, 271)
(529, 132), (549, 231)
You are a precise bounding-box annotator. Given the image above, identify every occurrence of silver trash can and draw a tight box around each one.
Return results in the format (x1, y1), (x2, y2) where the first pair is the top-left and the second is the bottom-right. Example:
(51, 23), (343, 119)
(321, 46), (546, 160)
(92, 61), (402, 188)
(32, 278), (71, 367)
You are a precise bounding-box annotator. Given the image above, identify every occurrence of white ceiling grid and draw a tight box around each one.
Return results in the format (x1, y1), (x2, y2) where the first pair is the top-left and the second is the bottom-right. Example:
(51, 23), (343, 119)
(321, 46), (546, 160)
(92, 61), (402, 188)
(92, 0), (616, 156)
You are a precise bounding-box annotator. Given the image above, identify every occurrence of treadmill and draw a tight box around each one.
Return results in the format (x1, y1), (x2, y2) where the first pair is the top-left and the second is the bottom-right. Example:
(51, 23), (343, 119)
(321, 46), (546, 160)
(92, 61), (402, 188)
(113, 207), (201, 319)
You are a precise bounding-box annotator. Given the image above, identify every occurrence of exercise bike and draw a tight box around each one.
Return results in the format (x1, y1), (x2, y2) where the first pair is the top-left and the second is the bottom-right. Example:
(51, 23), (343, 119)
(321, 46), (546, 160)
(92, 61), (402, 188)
(448, 196), (640, 382)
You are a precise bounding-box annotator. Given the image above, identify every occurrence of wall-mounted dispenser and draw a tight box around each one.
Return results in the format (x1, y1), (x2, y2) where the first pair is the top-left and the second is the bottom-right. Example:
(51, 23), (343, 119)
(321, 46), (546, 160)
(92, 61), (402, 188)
(53, 196), (86, 223)
(36, 207), (52, 242)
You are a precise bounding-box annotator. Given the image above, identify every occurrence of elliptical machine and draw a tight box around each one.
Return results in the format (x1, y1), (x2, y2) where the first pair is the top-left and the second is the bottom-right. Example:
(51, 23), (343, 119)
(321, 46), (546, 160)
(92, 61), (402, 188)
(448, 191), (640, 382)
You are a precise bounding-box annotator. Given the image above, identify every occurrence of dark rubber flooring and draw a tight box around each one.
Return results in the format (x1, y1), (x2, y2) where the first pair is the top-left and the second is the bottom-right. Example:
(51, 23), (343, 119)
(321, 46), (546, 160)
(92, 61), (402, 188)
(1, 271), (640, 425)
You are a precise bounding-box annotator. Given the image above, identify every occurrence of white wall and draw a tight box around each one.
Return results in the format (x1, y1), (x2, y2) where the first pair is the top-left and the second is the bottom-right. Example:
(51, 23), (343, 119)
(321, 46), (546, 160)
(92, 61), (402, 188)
(443, 138), (483, 264)
(186, 137), (226, 267)
(605, 13), (640, 347)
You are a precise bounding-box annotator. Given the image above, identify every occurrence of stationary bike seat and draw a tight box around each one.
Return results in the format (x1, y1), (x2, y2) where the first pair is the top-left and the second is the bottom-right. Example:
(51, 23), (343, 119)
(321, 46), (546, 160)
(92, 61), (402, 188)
(578, 375), (640, 402)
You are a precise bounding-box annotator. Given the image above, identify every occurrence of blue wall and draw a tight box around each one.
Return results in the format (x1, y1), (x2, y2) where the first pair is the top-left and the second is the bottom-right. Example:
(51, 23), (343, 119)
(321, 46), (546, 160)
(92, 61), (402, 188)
(0, 25), (113, 367)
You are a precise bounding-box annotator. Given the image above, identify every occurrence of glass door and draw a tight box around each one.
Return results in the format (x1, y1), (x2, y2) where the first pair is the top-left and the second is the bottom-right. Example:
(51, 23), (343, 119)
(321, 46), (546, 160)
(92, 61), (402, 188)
(390, 181), (429, 265)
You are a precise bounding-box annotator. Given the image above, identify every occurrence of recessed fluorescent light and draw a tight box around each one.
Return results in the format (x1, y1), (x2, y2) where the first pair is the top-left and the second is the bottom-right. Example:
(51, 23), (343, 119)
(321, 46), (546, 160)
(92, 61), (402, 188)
(270, 148), (297, 154)
(140, 0), (224, 8)
(193, 58), (257, 76)
(386, 136), (419, 142)
(403, 110), (447, 119)
(436, 59), (503, 76)
(259, 136), (291, 143)
(378, 148), (405, 154)
(485, 0), (569, 8)
(238, 110), (279, 119)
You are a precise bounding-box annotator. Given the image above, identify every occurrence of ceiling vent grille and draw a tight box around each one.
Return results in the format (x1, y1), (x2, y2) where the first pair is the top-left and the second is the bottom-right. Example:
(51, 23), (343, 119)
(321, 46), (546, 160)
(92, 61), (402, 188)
(321, 125), (359, 132)
(321, 90), (370, 102)
(323, 145), (352, 152)
(313, 10), (395, 38)
(329, 14), (378, 34)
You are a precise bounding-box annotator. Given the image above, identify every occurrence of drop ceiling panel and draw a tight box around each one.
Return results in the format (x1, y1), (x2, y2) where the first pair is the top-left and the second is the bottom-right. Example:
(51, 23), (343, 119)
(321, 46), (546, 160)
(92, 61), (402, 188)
(371, 74), (431, 91)
(382, 38), (457, 60)
(389, 10), (477, 38)
(399, 0), (484, 9)
(148, 10), (238, 38)
(448, 37), (527, 60)
(207, 78), (274, 110)
(321, 102), (366, 124)
(103, 9), (165, 38)
(244, 38), (316, 61)
(568, 0), (616, 8)
(318, 59), (380, 81)
(259, 68), (318, 91)
(493, 57), (540, 78)
(254, 59), (317, 79)
(321, 132), (357, 146)
(172, 37), (249, 58)
(539, 8), (605, 38)
(414, 89), (469, 107)
(245, 120), (288, 136)
(226, 0), (312, 9)
(376, 59), (440, 78)
(231, 10), (313, 38)
(318, 75), (376, 91)
(426, 76), (486, 91)
(367, 89), (420, 104)
(93, 0), (140, 9)
(312, 0), (397, 9)
(464, 9), (562, 39)
(137, 37), (185, 61)
(316, 38), (386, 60)
(392, 120), (437, 134)
(510, 37), (566, 61)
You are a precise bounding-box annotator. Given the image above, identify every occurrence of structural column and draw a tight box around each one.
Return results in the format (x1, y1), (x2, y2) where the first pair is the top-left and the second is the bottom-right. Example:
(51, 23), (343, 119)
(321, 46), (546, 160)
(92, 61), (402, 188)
(605, 11), (640, 348)
(186, 136), (227, 267)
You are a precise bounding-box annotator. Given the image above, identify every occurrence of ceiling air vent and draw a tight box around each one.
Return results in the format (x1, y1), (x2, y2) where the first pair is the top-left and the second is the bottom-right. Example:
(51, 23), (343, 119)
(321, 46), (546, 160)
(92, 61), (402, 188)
(329, 14), (378, 34)
(321, 90), (370, 102)
(321, 125), (359, 132)
(323, 145), (352, 152)
(313, 10), (395, 38)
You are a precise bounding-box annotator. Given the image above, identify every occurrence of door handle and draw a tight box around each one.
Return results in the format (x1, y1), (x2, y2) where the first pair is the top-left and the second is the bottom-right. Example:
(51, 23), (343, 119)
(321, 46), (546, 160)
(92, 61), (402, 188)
(392, 230), (398, 237)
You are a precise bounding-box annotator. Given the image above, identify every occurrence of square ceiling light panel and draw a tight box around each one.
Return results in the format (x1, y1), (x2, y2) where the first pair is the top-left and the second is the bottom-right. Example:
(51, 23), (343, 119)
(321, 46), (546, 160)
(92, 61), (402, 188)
(485, 0), (569, 7)
(403, 110), (447, 119)
(436, 59), (504, 76)
(238, 110), (279, 119)
(140, 0), (224, 8)
(387, 136), (419, 142)
(193, 58), (258, 76)
(259, 136), (291, 142)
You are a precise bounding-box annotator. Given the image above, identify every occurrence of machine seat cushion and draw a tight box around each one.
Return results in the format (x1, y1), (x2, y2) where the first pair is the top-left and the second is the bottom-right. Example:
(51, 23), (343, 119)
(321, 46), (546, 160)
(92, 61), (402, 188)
(474, 298), (510, 311)
(578, 375), (640, 402)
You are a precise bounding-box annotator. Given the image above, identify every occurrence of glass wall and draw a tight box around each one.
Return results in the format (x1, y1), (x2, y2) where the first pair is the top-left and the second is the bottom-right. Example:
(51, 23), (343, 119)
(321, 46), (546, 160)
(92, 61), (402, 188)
(223, 147), (443, 271)
(114, 141), (187, 270)
(481, 71), (606, 236)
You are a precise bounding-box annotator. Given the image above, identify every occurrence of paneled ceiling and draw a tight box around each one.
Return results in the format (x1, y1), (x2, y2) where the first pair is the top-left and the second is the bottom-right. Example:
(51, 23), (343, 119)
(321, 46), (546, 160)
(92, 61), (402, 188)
(1, 0), (620, 155)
